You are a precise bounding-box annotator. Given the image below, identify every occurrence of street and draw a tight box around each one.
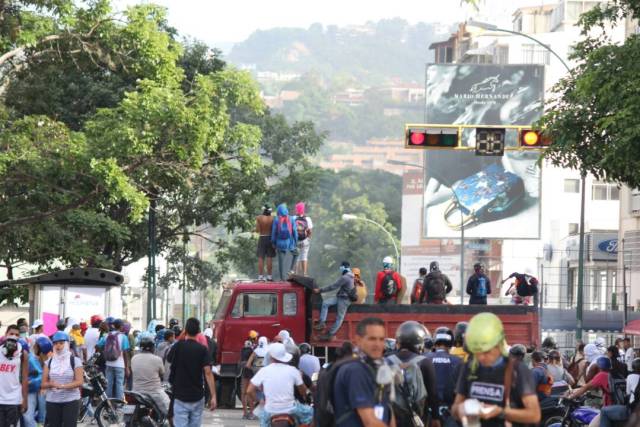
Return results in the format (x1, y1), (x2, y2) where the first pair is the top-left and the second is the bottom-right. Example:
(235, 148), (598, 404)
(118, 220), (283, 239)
(78, 409), (259, 427)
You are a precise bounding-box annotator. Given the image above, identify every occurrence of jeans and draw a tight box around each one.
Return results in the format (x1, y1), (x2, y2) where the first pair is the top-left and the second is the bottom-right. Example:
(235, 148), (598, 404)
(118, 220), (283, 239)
(319, 296), (350, 335)
(259, 402), (313, 427)
(105, 366), (125, 400)
(173, 398), (204, 427)
(599, 405), (629, 427)
(276, 248), (299, 280)
(23, 392), (46, 427)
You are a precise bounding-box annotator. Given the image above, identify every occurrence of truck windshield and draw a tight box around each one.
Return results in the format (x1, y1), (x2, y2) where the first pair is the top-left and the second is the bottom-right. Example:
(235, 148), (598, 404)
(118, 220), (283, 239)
(213, 290), (232, 320)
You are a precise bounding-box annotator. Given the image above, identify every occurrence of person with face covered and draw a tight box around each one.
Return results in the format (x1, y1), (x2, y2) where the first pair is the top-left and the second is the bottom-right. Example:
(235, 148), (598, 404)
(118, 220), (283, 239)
(421, 261), (453, 304)
(0, 325), (29, 427)
(313, 261), (355, 341)
(41, 332), (83, 427)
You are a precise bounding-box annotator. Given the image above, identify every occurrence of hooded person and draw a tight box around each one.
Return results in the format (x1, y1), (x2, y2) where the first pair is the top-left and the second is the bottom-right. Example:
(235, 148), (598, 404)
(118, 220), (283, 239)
(293, 202), (313, 276)
(313, 261), (356, 341)
(421, 261), (453, 304)
(352, 267), (368, 304)
(271, 204), (299, 280)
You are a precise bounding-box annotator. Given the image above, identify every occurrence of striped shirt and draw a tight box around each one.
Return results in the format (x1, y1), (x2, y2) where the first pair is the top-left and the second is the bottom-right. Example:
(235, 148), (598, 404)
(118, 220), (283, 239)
(46, 356), (82, 403)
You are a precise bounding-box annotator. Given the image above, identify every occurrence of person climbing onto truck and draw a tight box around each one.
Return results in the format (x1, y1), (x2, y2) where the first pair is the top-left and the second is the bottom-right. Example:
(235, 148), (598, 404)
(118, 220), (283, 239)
(420, 261), (453, 304)
(375, 256), (403, 304)
(313, 261), (356, 341)
(271, 204), (299, 281)
(256, 205), (275, 281)
(503, 272), (538, 305)
(466, 262), (491, 305)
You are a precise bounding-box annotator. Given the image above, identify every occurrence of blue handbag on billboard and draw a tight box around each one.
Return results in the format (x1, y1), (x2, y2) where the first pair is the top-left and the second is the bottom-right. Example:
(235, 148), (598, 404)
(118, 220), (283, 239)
(443, 163), (525, 230)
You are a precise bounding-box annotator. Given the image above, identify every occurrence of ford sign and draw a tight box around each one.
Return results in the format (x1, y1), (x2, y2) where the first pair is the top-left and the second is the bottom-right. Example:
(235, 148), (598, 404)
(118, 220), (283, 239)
(598, 239), (618, 254)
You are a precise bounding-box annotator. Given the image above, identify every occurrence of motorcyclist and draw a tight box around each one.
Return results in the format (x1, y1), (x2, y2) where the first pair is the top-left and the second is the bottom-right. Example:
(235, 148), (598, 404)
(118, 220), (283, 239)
(426, 326), (462, 427)
(452, 313), (541, 427)
(387, 321), (441, 427)
(131, 337), (170, 416)
(451, 321), (469, 361)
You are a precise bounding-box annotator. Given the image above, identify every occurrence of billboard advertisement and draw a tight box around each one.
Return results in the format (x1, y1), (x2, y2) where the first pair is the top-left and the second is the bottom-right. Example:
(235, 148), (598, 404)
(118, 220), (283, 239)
(422, 64), (544, 240)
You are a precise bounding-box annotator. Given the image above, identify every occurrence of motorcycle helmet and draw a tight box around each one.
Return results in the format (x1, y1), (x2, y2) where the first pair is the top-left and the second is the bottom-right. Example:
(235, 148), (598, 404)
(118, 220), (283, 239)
(90, 315), (103, 328)
(139, 337), (155, 353)
(465, 313), (505, 354)
(424, 336), (433, 352)
(299, 343), (312, 355)
(433, 326), (454, 347)
(509, 344), (527, 359)
(51, 332), (70, 343)
(596, 356), (612, 371)
(169, 318), (179, 328)
(453, 321), (468, 347)
(35, 337), (53, 355)
(395, 321), (430, 354)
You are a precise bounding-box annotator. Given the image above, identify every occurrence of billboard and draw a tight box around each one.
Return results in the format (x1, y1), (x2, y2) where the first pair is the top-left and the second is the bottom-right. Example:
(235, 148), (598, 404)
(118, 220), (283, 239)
(422, 64), (544, 240)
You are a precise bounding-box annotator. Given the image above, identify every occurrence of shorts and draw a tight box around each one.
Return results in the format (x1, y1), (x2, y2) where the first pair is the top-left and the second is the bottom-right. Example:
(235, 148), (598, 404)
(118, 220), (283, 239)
(257, 235), (275, 258)
(297, 239), (311, 261)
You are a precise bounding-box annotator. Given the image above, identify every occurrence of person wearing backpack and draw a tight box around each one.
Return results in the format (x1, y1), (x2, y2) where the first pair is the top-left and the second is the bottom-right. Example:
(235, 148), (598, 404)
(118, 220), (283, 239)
(271, 204), (299, 281)
(374, 257), (403, 304)
(420, 262), (453, 304)
(387, 321), (441, 427)
(410, 268), (427, 305)
(41, 332), (84, 427)
(352, 267), (368, 304)
(452, 313), (540, 427)
(530, 351), (555, 404)
(313, 261), (356, 341)
(466, 262), (491, 305)
(598, 357), (640, 427)
(294, 202), (313, 277)
(97, 318), (130, 400)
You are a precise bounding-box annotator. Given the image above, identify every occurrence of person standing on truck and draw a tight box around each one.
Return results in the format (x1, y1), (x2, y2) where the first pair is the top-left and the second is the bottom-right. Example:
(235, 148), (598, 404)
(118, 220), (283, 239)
(256, 205), (275, 281)
(0, 325), (29, 427)
(420, 261), (453, 304)
(466, 262), (491, 305)
(410, 268), (427, 304)
(352, 267), (368, 304)
(387, 321), (441, 427)
(451, 312), (541, 427)
(313, 261), (355, 341)
(374, 256), (403, 304)
(427, 327), (462, 427)
(293, 202), (313, 276)
(271, 204), (299, 281)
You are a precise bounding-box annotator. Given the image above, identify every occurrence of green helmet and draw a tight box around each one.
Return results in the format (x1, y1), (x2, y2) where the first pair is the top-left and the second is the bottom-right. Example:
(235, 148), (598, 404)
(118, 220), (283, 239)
(465, 313), (505, 354)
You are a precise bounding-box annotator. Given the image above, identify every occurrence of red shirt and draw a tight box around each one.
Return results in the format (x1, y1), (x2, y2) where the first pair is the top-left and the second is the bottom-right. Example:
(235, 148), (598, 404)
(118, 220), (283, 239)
(590, 371), (612, 406)
(374, 270), (403, 302)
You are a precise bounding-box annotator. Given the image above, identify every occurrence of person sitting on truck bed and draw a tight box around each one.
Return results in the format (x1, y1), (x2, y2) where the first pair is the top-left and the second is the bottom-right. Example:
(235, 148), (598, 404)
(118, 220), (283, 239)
(313, 261), (355, 341)
(420, 261), (453, 304)
(374, 256), (403, 304)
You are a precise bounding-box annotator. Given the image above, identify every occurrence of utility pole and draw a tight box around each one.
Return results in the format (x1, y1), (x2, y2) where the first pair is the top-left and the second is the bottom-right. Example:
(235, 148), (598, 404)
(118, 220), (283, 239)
(147, 200), (157, 324)
(576, 172), (587, 341)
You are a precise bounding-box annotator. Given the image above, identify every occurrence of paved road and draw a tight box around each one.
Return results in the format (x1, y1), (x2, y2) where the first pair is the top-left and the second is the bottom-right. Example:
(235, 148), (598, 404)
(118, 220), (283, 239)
(80, 408), (259, 427)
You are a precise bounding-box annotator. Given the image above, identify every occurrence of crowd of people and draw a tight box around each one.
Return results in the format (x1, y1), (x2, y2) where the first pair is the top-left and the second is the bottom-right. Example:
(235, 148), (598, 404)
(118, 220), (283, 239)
(0, 315), (219, 427)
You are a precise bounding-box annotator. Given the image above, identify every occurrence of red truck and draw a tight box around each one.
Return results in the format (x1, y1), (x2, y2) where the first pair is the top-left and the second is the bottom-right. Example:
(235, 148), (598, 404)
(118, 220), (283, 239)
(211, 278), (540, 408)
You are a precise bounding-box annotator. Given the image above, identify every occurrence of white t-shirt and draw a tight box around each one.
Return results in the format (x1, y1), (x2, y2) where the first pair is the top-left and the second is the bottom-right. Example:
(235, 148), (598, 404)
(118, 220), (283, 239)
(625, 348), (635, 371)
(250, 362), (303, 414)
(84, 327), (100, 359)
(0, 343), (23, 405)
(628, 373), (640, 404)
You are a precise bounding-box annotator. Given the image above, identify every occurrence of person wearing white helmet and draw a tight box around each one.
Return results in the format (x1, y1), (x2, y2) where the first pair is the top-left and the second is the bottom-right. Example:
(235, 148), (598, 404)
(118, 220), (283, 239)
(375, 256), (403, 304)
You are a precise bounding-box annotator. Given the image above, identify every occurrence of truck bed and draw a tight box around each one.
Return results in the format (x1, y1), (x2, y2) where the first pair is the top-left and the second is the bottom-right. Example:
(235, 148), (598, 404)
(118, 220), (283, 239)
(309, 301), (540, 348)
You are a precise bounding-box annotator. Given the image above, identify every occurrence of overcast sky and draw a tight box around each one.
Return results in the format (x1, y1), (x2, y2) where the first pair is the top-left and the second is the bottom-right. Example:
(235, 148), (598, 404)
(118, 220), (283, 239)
(114, 0), (554, 49)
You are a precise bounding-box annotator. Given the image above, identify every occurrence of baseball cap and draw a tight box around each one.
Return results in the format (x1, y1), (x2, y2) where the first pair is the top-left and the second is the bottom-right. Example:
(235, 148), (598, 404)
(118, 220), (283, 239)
(31, 319), (44, 329)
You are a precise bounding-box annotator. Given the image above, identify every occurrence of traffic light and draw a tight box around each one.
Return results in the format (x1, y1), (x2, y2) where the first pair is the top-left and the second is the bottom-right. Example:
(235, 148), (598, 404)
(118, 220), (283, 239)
(475, 128), (505, 156)
(405, 127), (458, 148)
(519, 129), (551, 148)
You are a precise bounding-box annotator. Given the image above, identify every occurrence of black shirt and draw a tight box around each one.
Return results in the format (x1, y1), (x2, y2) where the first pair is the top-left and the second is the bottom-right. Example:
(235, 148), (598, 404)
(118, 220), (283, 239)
(427, 349), (463, 406)
(455, 357), (536, 427)
(167, 339), (212, 402)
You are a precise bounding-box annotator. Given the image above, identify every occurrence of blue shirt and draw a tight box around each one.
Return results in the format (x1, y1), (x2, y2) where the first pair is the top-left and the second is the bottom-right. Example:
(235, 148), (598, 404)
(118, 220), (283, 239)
(333, 360), (390, 427)
(27, 353), (43, 393)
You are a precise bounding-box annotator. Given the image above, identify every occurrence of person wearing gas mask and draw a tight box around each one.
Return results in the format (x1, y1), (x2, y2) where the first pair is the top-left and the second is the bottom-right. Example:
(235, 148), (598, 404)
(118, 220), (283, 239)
(0, 324), (29, 427)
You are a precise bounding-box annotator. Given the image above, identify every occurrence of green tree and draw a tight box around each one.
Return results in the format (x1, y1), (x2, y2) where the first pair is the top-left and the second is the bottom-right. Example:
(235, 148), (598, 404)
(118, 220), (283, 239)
(540, 1), (640, 187)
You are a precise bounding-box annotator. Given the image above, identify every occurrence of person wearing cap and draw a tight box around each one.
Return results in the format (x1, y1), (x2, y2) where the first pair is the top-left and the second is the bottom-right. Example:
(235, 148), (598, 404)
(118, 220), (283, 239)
(374, 256), (403, 304)
(0, 325), (29, 426)
(452, 313), (540, 427)
(41, 332), (83, 427)
(29, 319), (47, 345)
(313, 261), (355, 341)
(256, 204), (276, 281)
(427, 326), (462, 425)
(97, 318), (130, 400)
(84, 315), (102, 360)
(247, 342), (312, 427)
(24, 336), (52, 427)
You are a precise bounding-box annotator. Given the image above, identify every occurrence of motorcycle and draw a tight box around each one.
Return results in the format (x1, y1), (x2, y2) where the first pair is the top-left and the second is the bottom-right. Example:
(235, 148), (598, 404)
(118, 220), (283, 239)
(270, 414), (297, 427)
(547, 394), (627, 427)
(80, 353), (127, 427)
(122, 388), (171, 427)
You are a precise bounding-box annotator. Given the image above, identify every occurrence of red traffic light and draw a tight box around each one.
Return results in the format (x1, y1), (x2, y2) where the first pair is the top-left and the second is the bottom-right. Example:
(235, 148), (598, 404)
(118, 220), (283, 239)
(405, 127), (458, 149)
(519, 129), (551, 148)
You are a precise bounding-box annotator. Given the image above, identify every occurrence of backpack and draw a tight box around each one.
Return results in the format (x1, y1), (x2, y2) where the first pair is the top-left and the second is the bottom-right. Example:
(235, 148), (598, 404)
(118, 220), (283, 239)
(535, 366), (554, 397)
(425, 273), (446, 302)
(387, 354), (428, 423)
(277, 218), (293, 241)
(567, 355), (583, 381)
(381, 272), (398, 299)
(516, 275), (539, 297)
(315, 357), (376, 427)
(410, 278), (424, 304)
(346, 285), (358, 302)
(104, 332), (122, 362)
(475, 276), (488, 298)
(609, 373), (627, 405)
(295, 216), (309, 241)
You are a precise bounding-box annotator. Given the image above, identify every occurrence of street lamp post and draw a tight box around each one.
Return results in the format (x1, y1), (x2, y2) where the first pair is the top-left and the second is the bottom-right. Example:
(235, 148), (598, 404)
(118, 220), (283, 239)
(342, 214), (400, 263)
(466, 20), (585, 339)
(388, 159), (467, 303)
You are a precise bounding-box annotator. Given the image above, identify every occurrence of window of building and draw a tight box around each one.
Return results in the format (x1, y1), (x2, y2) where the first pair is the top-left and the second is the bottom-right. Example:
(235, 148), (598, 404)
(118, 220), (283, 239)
(592, 181), (620, 201)
(231, 293), (277, 318)
(445, 47), (454, 63)
(564, 179), (580, 193)
(568, 223), (579, 235)
(283, 293), (297, 316)
(495, 45), (509, 64)
(522, 43), (551, 65)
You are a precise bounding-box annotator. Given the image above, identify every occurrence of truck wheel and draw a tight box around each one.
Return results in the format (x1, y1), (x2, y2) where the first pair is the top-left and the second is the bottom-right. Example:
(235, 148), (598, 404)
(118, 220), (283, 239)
(218, 377), (239, 409)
